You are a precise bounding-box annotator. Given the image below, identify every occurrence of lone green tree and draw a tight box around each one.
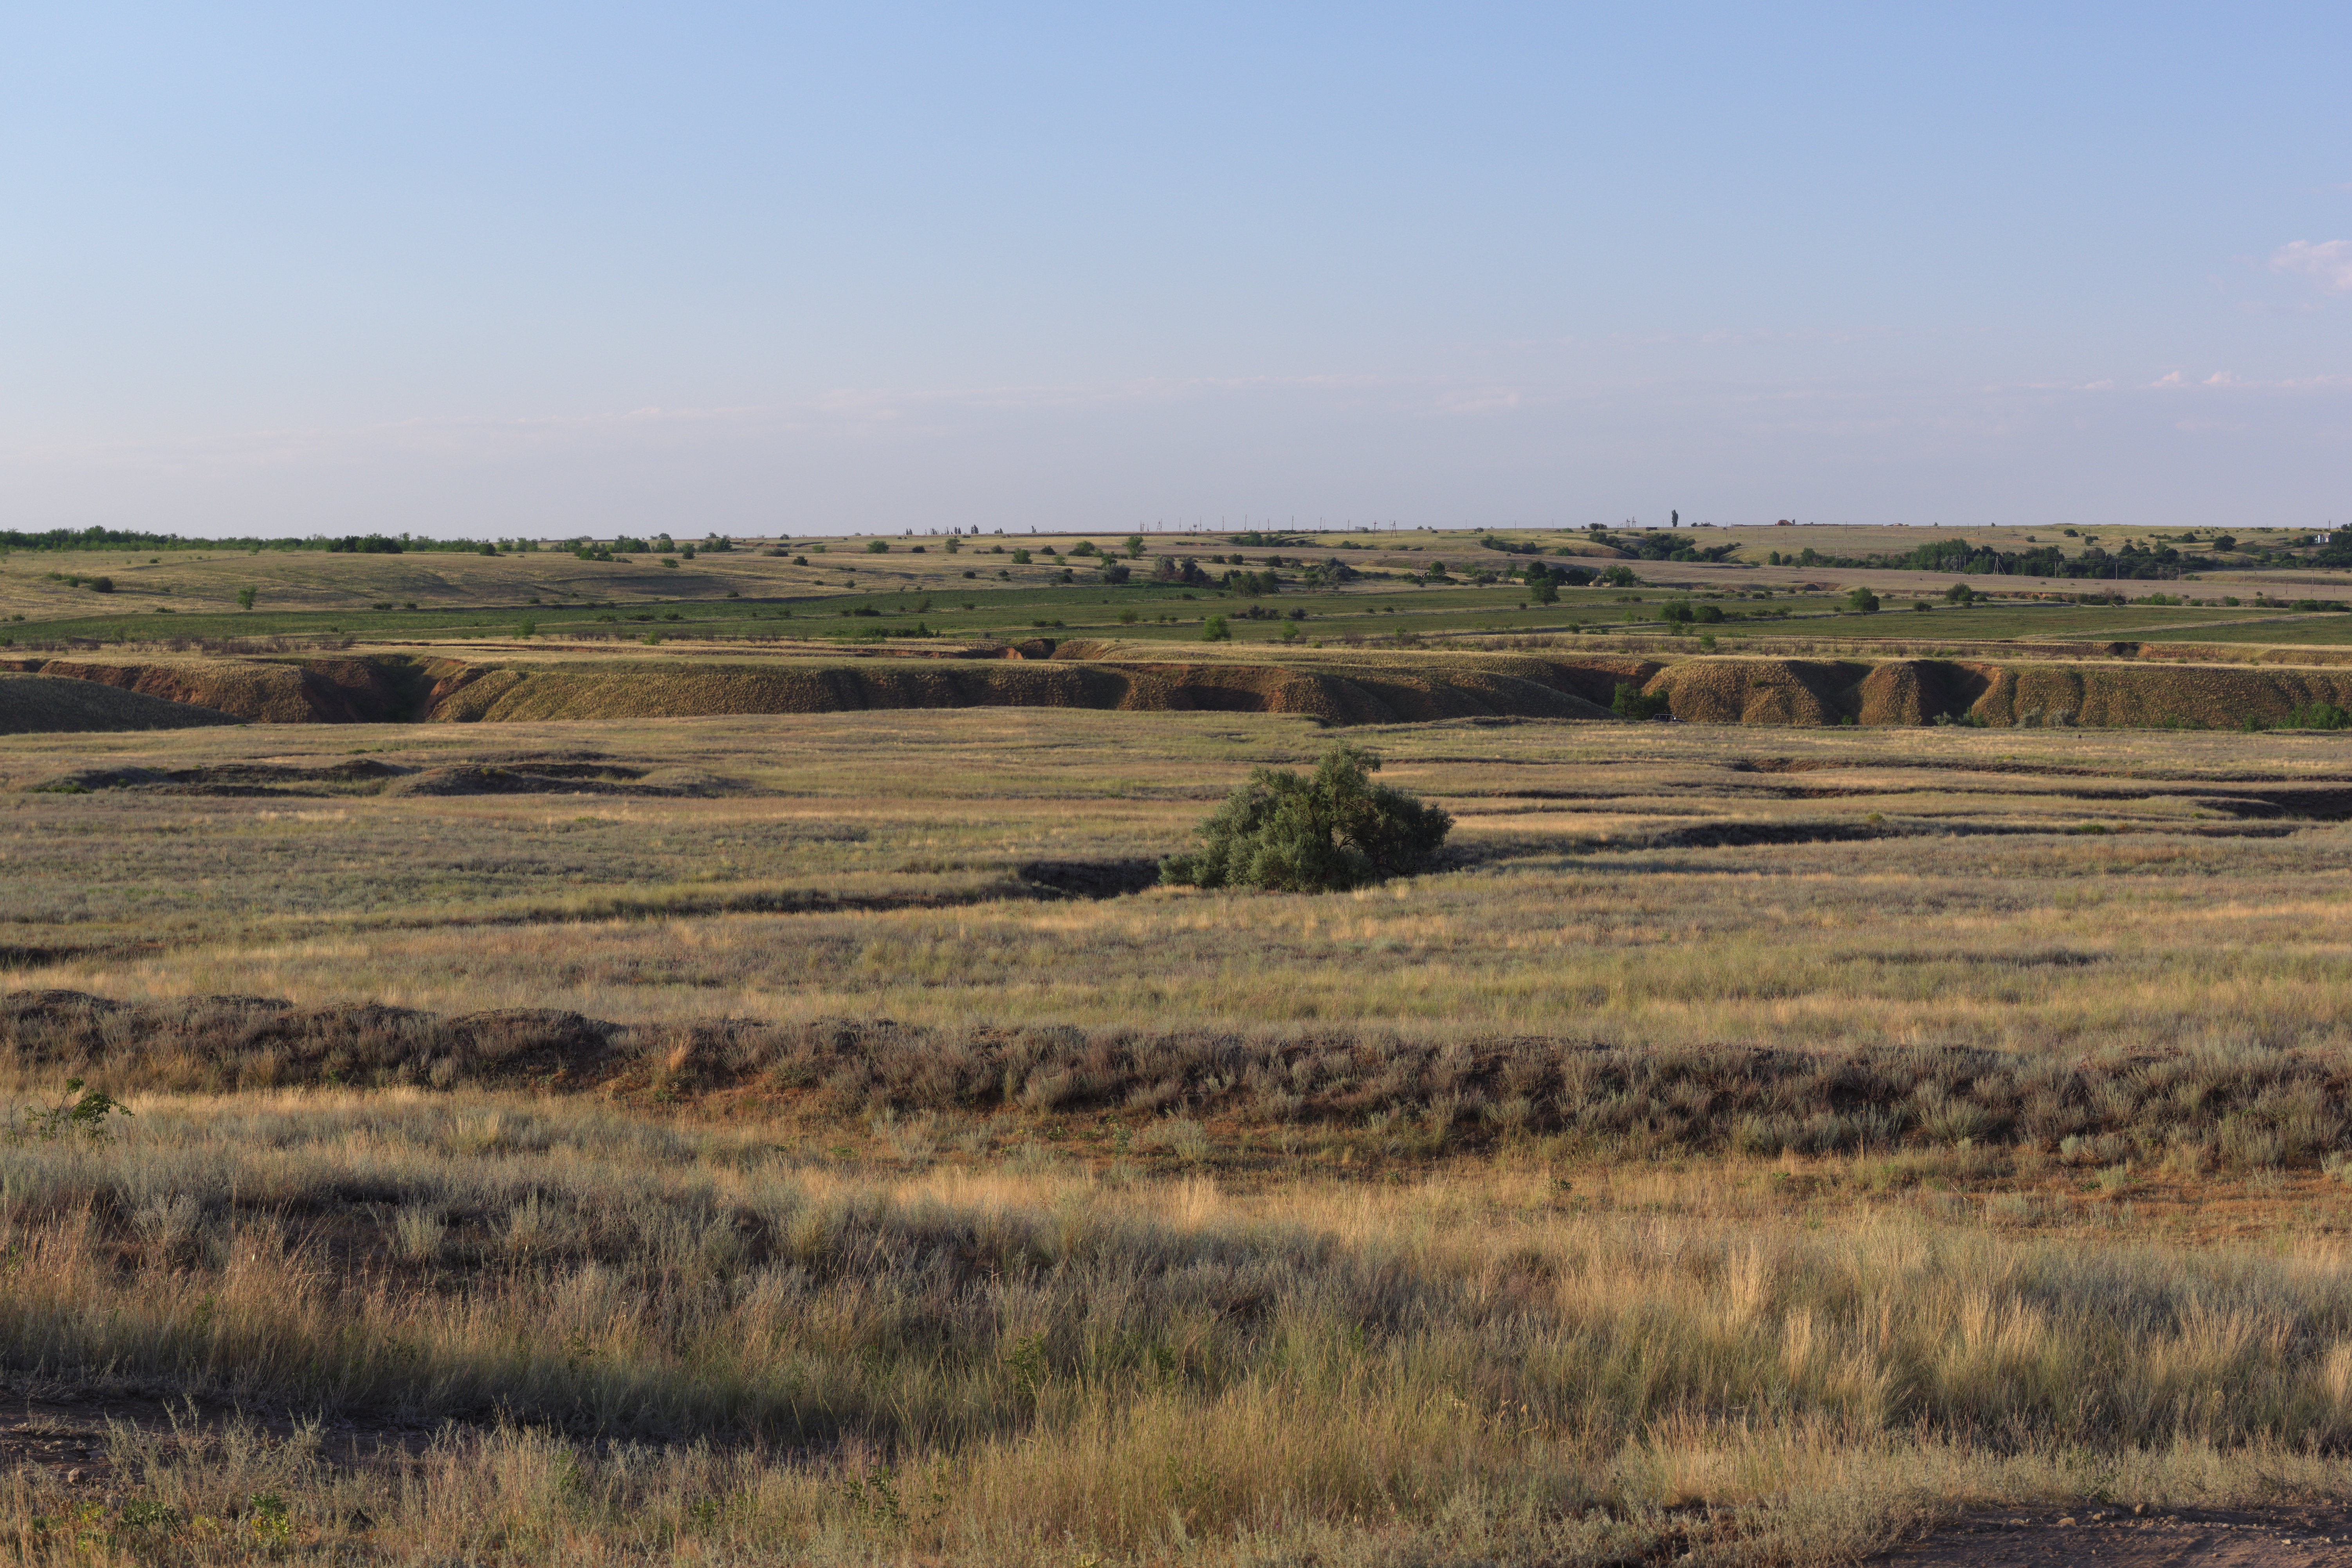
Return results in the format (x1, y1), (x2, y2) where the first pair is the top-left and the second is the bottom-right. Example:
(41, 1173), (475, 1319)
(1160, 743), (1452, 893)
(236, 586), (256, 611)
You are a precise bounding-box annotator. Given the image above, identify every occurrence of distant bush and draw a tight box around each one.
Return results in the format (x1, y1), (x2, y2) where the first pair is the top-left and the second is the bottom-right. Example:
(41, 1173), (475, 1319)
(1846, 587), (1880, 614)
(866, 540), (889, 553)
(1160, 743), (1452, 893)
(2284, 701), (2352, 731)
(88, 576), (114, 593)
(1612, 682), (1671, 720)
(1202, 615), (1230, 641)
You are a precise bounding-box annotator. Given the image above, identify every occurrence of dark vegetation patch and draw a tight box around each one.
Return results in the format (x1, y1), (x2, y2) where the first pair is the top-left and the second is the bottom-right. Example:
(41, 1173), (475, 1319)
(381, 764), (673, 798)
(0, 991), (623, 1092)
(2192, 788), (2352, 820)
(28, 759), (414, 796)
(22, 754), (718, 801)
(11, 992), (2348, 1170)
(1732, 756), (2113, 779)
(1601, 819), (2299, 851)
(0, 941), (162, 971)
(1835, 948), (2105, 969)
(1016, 858), (1164, 898)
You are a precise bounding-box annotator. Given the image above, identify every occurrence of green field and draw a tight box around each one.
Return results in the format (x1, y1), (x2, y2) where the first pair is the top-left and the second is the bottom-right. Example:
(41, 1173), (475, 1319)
(11, 529), (2352, 663)
(20, 582), (2352, 658)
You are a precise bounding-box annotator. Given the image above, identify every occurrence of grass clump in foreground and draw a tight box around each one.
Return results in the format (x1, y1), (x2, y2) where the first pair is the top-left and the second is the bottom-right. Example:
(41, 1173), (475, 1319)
(6, 1091), (2352, 1566)
(1159, 742), (1452, 892)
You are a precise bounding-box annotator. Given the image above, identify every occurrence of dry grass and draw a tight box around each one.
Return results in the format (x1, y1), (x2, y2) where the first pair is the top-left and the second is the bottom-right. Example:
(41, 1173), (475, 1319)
(5, 713), (2350, 1057)
(4, 1091), (2352, 1564)
(8, 710), (2352, 1561)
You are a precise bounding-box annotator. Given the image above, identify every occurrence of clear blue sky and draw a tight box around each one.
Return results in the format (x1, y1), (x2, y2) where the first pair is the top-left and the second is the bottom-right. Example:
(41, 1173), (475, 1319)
(5, 3), (2348, 537)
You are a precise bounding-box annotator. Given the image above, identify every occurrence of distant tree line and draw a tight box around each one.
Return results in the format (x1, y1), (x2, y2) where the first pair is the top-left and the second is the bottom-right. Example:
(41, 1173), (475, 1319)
(1765, 533), (2316, 582)
(0, 525), (740, 557)
(2, 525), (512, 555)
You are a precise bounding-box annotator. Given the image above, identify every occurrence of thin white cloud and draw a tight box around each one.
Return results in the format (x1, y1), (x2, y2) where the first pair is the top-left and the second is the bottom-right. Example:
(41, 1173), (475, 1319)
(2271, 239), (2352, 293)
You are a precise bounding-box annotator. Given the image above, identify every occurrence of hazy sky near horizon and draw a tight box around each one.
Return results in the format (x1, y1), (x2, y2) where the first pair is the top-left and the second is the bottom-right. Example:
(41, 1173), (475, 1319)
(5, 4), (2350, 539)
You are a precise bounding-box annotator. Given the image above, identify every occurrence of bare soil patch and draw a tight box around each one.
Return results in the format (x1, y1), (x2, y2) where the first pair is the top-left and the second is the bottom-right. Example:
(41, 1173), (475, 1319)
(1875, 1506), (2352, 1566)
(0, 1377), (442, 1492)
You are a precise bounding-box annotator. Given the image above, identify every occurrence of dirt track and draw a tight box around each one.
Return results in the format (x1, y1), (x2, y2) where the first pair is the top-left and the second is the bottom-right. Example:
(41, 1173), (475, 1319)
(1874, 1507), (2352, 1566)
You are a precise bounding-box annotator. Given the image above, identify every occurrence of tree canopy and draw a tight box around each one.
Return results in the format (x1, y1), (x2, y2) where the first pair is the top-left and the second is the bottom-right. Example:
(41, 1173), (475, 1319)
(1159, 744), (1452, 893)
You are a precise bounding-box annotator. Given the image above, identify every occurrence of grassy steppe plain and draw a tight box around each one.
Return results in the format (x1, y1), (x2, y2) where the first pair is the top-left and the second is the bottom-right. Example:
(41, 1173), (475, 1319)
(6, 711), (2352, 1563)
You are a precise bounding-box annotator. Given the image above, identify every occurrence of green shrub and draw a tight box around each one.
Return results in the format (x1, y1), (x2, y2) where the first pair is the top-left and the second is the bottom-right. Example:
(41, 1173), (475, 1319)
(7, 1078), (132, 1146)
(1160, 743), (1452, 893)
(1202, 615), (1231, 642)
(2284, 701), (2352, 730)
(866, 540), (889, 553)
(1612, 682), (1670, 720)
